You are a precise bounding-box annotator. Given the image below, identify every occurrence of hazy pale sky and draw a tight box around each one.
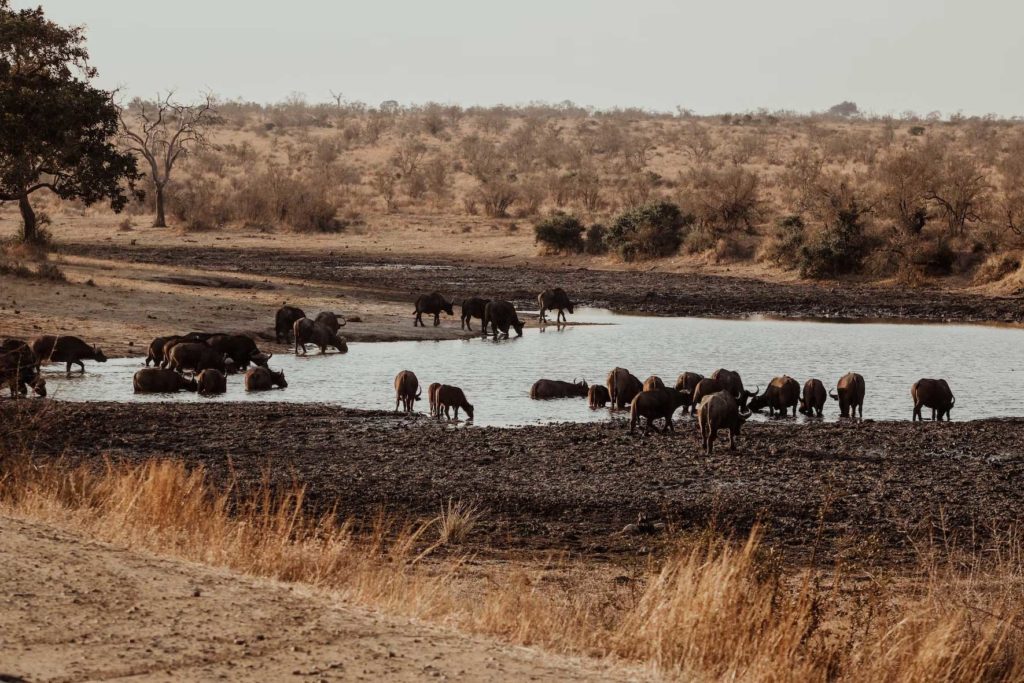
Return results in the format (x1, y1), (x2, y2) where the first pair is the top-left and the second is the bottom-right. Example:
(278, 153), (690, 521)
(25, 0), (1024, 115)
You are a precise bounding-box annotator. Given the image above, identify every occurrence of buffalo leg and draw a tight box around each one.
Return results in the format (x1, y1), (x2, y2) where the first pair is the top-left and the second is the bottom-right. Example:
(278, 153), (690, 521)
(729, 429), (738, 450)
(433, 313), (440, 326)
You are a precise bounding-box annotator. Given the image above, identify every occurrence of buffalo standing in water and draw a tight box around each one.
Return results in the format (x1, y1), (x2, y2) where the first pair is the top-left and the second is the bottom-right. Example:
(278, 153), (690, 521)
(697, 391), (752, 455)
(0, 339), (45, 398)
(294, 318), (348, 355)
(413, 292), (454, 327)
(799, 378), (827, 417)
(31, 335), (107, 375)
(529, 378), (588, 399)
(394, 370), (422, 413)
(537, 287), (575, 324)
(482, 300), (525, 338)
(460, 297), (490, 330)
(435, 385), (474, 421)
(206, 334), (271, 371)
(830, 372), (865, 418)
(245, 367), (288, 391)
(606, 367), (643, 409)
(427, 382), (442, 417)
(912, 378), (955, 421)
(642, 375), (665, 391)
(710, 368), (759, 409)
(629, 388), (691, 436)
(315, 311), (347, 333)
(675, 372), (703, 394)
(196, 369), (227, 396)
(748, 376), (801, 417)
(133, 368), (198, 393)
(275, 305), (306, 343)
(167, 343), (229, 375)
(588, 384), (610, 408)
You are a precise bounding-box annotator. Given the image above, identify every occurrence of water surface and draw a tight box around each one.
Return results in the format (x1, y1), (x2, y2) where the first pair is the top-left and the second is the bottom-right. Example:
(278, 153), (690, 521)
(40, 310), (1024, 427)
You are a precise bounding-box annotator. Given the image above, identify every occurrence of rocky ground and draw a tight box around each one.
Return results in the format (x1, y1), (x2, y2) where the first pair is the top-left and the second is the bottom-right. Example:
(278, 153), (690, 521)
(6, 400), (1022, 568)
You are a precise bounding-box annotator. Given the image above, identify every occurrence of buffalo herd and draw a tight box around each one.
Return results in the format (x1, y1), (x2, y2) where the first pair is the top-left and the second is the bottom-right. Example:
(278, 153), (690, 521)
(1, 288), (961, 445)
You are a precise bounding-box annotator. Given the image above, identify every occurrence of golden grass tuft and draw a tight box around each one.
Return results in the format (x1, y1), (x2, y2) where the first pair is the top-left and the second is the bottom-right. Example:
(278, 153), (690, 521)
(2, 450), (1024, 681)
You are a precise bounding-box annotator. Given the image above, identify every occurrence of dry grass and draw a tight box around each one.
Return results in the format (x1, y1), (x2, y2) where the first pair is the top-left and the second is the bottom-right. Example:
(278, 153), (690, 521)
(1, 447), (1023, 681)
(435, 498), (481, 545)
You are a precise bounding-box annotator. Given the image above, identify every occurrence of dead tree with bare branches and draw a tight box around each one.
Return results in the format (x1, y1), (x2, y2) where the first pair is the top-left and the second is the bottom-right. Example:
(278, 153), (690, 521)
(118, 93), (219, 227)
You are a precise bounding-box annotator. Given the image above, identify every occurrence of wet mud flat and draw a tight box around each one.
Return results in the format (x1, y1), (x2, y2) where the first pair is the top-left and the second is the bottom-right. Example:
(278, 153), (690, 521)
(64, 242), (1024, 324)
(5, 401), (1023, 567)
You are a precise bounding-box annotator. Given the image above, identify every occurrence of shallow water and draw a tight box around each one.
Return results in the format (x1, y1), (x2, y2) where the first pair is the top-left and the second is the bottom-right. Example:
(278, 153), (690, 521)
(39, 310), (1024, 427)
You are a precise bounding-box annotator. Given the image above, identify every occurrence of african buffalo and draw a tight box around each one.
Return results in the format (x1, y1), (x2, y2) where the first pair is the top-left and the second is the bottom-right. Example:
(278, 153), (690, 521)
(436, 385), (474, 420)
(0, 339), (44, 398)
(799, 378), (827, 417)
(606, 367), (643, 409)
(158, 333), (218, 369)
(710, 368), (758, 409)
(537, 287), (574, 324)
(315, 311), (346, 333)
(414, 292), (454, 327)
(394, 370), (422, 413)
(146, 335), (179, 367)
(133, 368), (199, 393)
(482, 300), (525, 338)
(167, 342), (229, 375)
(460, 297), (490, 331)
(275, 306), (306, 343)
(629, 388), (692, 436)
(207, 334), (270, 370)
(196, 369), (227, 396)
(428, 382), (441, 417)
(830, 372), (865, 418)
(530, 378), (589, 399)
(691, 378), (727, 414)
(588, 384), (610, 408)
(697, 391), (752, 455)
(294, 318), (348, 355)
(675, 372), (704, 394)
(31, 335), (107, 375)
(642, 375), (665, 392)
(912, 378), (955, 421)
(245, 367), (288, 391)
(748, 375), (801, 417)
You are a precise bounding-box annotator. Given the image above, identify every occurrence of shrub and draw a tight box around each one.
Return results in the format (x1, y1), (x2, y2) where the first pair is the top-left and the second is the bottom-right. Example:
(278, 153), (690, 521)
(909, 126), (926, 136)
(534, 213), (585, 254)
(607, 201), (694, 261)
(585, 223), (608, 255)
(760, 215), (807, 269)
(799, 202), (869, 278)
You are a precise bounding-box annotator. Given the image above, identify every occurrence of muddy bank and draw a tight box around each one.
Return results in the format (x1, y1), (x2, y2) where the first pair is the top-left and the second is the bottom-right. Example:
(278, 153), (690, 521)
(5, 401), (1022, 566)
(62, 242), (1024, 323)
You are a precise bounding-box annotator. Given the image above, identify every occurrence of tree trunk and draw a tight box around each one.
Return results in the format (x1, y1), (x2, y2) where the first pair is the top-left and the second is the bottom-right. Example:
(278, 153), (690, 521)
(153, 183), (167, 228)
(18, 195), (38, 243)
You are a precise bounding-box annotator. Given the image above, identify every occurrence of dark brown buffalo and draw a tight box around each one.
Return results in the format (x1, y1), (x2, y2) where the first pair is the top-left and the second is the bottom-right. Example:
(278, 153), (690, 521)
(537, 287), (574, 324)
(196, 369), (227, 396)
(629, 388), (692, 436)
(133, 368), (199, 393)
(799, 378), (827, 417)
(413, 292), (454, 327)
(207, 334), (270, 370)
(146, 335), (179, 367)
(315, 311), (346, 333)
(830, 372), (866, 418)
(394, 370), (422, 413)
(460, 297), (490, 330)
(0, 339), (45, 398)
(710, 368), (758, 408)
(675, 372), (704, 394)
(529, 378), (588, 399)
(588, 384), (610, 408)
(642, 375), (665, 392)
(482, 300), (525, 338)
(691, 378), (726, 414)
(436, 385), (474, 420)
(157, 332), (224, 369)
(697, 391), (753, 455)
(275, 305), (306, 343)
(167, 343), (229, 374)
(294, 318), (348, 355)
(749, 375), (801, 417)
(31, 335), (107, 374)
(606, 367), (643, 409)
(912, 378), (955, 421)
(428, 382), (441, 417)
(245, 367), (288, 391)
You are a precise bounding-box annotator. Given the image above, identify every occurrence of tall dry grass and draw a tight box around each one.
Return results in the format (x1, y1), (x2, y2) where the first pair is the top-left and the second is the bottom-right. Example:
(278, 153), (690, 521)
(1, 450), (1023, 681)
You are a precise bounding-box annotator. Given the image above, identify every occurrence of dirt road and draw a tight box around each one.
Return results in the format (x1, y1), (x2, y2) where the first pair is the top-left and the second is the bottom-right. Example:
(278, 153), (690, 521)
(0, 514), (643, 682)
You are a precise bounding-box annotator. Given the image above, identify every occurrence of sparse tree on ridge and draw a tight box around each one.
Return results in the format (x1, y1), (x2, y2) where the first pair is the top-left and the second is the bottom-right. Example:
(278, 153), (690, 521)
(117, 92), (219, 227)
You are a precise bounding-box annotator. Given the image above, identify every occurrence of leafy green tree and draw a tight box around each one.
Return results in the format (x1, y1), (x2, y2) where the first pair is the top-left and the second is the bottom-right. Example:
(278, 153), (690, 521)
(0, 1), (141, 243)
(607, 201), (693, 261)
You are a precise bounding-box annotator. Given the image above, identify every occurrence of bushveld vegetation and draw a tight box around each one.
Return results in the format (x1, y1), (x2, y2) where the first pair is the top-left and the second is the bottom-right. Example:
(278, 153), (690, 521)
(85, 97), (1024, 282)
(3, 437), (1024, 681)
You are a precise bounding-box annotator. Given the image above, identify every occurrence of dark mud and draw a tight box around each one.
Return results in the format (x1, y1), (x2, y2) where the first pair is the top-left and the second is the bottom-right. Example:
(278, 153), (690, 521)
(5, 401), (1023, 567)
(63, 242), (1024, 324)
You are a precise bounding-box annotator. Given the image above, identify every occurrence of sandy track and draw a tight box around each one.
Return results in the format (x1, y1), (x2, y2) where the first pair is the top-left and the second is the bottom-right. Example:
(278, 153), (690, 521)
(0, 515), (643, 682)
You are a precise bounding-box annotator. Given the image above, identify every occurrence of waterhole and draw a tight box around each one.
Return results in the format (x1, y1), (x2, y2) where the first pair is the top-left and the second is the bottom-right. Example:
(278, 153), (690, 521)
(37, 310), (1024, 427)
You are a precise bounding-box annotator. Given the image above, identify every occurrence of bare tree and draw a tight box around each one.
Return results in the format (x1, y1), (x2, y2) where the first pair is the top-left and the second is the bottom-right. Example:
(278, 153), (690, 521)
(118, 92), (219, 227)
(926, 153), (989, 235)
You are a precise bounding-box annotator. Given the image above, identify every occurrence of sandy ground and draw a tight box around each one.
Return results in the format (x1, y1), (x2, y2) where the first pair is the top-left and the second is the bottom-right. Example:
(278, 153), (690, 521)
(0, 514), (646, 683)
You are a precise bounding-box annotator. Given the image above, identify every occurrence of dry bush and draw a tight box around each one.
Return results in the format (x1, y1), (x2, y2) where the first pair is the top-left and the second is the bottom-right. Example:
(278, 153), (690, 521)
(680, 165), (763, 235)
(434, 499), (480, 545)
